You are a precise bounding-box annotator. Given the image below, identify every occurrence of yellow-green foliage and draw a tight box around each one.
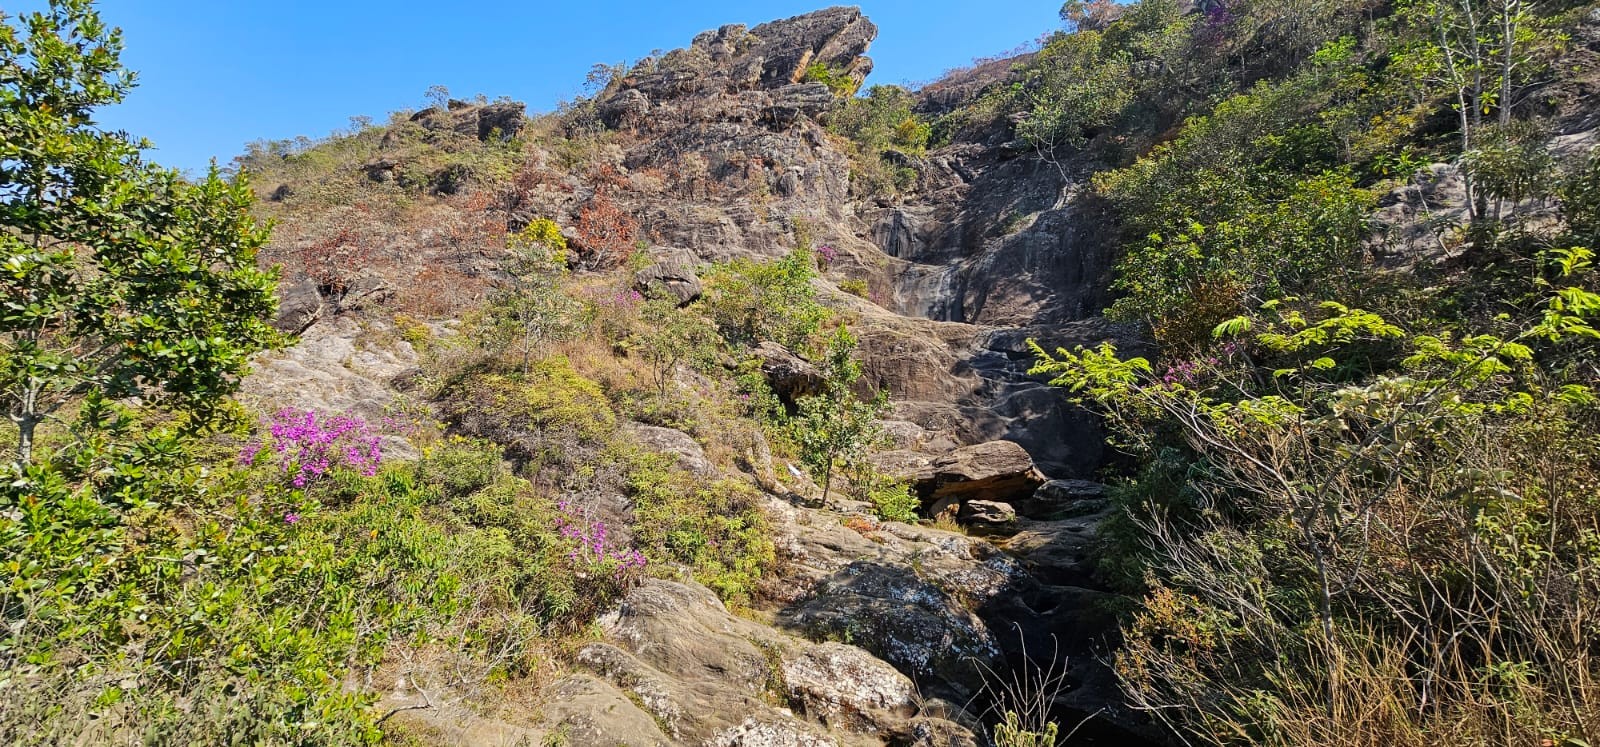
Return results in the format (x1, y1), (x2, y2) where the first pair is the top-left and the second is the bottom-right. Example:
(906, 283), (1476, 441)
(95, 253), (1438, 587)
(622, 447), (775, 604)
(802, 62), (861, 97)
(702, 249), (830, 350)
(475, 357), (616, 442)
(514, 217), (568, 259)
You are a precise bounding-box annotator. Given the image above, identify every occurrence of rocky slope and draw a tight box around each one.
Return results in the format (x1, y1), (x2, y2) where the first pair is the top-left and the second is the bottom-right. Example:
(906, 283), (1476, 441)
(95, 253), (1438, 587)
(244, 6), (1161, 745)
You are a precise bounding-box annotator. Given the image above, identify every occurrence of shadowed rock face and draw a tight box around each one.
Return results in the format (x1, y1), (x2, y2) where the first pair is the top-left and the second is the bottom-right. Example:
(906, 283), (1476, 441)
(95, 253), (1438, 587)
(577, 6), (1139, 484)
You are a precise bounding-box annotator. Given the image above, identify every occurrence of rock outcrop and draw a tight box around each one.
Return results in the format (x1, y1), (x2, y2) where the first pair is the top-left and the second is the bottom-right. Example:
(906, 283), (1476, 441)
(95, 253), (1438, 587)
(578, 578), (976, 744)
(248, 7), (1167, 743)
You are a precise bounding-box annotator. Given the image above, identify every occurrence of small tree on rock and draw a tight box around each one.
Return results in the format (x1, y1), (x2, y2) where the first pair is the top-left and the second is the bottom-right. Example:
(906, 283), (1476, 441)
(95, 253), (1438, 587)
(790, 326), (886, 503)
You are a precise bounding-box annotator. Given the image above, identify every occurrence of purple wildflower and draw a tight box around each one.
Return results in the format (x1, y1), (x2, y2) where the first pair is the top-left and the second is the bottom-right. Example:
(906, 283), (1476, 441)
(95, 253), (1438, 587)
(243, 408), (385, 488)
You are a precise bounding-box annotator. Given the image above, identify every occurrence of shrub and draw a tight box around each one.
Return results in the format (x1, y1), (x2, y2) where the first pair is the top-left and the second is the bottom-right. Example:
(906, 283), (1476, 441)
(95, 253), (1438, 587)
(481, 221), (587, 373)
(1031, 250), (1600, 745)
(631, 298), (722, 398)
(418, 435), (504, 498)
(802, 62), (861, 97)
(1560, 146), (1600, 244)
(441, 357), (617, 468)
(572, 192), (639, 271)
(703, 249), (830, 350)
(826, 84), (928, 196)
(624, 448), (775, 604)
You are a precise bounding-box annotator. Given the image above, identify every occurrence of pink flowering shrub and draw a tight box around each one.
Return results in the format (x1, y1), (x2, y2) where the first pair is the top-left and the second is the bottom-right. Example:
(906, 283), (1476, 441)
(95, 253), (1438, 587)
(554, 500), (647, 579)
(241, 408), (383, 488)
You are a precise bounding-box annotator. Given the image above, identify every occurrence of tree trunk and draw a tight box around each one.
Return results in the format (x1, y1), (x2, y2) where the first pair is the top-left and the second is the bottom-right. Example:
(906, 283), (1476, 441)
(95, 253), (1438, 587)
(16, 416), (37, 465)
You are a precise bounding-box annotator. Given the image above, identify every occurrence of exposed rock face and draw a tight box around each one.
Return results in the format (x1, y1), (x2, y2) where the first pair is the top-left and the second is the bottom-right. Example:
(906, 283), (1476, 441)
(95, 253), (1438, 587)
(1019, 478), (1109, 519)
(411, 99), (526, 142)
(251, 7), (1167, 742)
(961, 499), (1019, 530)
(273, 278), (324, 335)
(633, 257), (704, 306)
(539, 675), (671, 746)
(620, 423), (714, 476)
(781, 642), (917, 732)
(875, 440), (1046, 506)
(754, 341), (825, 402)
(578, 578), (975, 744)
(748, 7), (876, 87)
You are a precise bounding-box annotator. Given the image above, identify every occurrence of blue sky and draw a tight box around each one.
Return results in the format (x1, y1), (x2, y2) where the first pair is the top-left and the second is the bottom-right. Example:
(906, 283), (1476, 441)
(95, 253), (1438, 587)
(13, 1), (1063, 174)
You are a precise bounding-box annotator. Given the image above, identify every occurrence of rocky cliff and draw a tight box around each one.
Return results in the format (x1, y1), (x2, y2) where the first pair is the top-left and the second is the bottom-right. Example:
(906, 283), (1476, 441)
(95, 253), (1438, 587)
(243, 6), (1158, 745)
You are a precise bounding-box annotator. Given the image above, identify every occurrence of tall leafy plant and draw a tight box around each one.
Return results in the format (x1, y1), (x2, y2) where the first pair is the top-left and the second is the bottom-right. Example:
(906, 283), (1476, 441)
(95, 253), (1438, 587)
(1, 0), (279, 468)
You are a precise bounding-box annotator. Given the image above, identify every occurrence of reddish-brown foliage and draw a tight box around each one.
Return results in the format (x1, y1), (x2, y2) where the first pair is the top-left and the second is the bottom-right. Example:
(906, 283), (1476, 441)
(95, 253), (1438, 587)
(573, 192), (639, 271)
(292, 212), (375, 295)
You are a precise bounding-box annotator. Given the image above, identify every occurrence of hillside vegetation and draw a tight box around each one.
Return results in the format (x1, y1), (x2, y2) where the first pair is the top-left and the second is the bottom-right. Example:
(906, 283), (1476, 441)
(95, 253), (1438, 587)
(4, 0), (1600, 745)
(1002, 0), (1600, 744)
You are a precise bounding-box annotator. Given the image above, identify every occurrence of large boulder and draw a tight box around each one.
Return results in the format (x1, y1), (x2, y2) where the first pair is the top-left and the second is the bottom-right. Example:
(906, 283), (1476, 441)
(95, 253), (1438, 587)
(781, 642), (917, 731)
(585, 579), (972, 742)
(410, 100), (526, 142)
(960, 499), (1018, 532)
(874, 441), (1047, 506)
(273, 278), (324, 335)
(621, 423), (714, 476)
(924, 441), (1046, 502)
(632, 257), (703, 306)
(752, 341), (823, 402)
(1017, 478), (1108, 519)
(537, 675), (670, 746)
(748, 7), (877, 88)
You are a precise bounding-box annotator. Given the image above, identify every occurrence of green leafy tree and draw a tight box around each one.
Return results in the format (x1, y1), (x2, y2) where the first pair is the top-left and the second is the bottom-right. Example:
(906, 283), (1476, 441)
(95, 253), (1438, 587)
(484, 219), (583, 374)
(791, 326), (886, 503)
(1, 0), (279, 468)
(703, 248), (828, 349)
(634, 298), (720, 398)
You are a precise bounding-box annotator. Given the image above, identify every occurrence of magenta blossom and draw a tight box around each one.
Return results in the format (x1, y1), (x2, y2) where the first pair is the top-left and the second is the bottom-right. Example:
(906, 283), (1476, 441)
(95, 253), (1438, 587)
(552, 502), (649, 578)
(284, 512), (301, 524)
(241, 408), (384, 488)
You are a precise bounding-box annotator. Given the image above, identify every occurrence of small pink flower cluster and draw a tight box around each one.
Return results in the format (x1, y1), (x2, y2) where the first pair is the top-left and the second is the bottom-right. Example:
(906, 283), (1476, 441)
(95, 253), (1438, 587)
(594, 288), (644, 310)
(1158, 342), (1247, 387)
(554, 500), (647, 577)
(1160, 357), (1214, 387)
(241, 409), (383, 488)
(815, 244), (838, 265)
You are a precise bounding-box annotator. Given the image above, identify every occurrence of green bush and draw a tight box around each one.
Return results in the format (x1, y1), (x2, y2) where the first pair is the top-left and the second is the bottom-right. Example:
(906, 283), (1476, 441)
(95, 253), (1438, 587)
(703, 249), (830, 350)
(802, 62), (861, 98)
(1560, 146), (1600, 245)
(624, 448), (775, 604)
(418, 435), (505, 498)
(826, 85), (928, 196)
(1032, 249), (1600, 745)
